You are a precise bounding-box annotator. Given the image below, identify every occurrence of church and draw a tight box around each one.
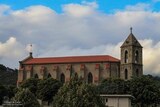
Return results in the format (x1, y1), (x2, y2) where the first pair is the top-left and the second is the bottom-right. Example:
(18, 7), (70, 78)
(17, 28), (143, 85)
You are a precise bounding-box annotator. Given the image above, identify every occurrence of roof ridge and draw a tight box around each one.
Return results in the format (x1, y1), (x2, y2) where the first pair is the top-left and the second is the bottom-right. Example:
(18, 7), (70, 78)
(34, 55), (110, 59)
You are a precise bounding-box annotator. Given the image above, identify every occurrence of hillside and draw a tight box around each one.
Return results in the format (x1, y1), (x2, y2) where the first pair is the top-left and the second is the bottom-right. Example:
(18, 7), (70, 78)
(0, 64), (18, 86)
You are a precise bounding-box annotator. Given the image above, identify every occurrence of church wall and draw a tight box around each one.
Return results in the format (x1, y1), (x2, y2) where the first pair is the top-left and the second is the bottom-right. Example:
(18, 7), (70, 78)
(84, 63), (98, 83)
(110, 63), (120, 79)
(33, 65), (44, 79)
(18, 70), (23, 83)
(71, 63), (85, 78)
(99, 63), (110, 81)
(19, 61), (120, 84)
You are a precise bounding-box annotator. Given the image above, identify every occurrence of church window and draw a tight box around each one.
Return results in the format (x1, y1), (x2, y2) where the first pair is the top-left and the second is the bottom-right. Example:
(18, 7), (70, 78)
(47, 73), (52, 78)
(34, 74), (39, 79)
(136, 69), (139, 77)
(125, 50), (128, 63)
(135, 51), (139, 63)
(125, 69), (128, 79)
(88, 72), (93, 84)
(60, 73), (65, 83)
(75, 72), (78, 78)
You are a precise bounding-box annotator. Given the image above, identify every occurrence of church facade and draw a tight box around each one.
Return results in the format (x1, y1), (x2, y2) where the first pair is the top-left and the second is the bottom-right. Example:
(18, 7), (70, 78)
(17, 29), (143, 85)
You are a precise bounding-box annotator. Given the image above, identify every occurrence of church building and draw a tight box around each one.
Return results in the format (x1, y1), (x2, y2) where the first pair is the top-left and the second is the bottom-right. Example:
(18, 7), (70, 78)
(17, 28), (143, 85)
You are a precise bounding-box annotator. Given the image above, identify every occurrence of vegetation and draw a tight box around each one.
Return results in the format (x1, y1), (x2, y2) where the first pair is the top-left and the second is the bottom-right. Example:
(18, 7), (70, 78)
(97, 78), (130, 94)
(20, 78), (40, 96)
(97, 75), (160, 107)
(129, 75), (160, 107)
(36, 78), (62, 103)
(53, 75), (105, 107)
(14, 88), (40, 107)
(0, 64), (160, 107)
(5, 85), (17, 100)
(0, 64), (18, 86)
(0, 84), (7, 105)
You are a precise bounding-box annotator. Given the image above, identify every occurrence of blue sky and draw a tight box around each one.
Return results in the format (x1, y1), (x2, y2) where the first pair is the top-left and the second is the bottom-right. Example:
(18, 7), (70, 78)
(1, 0), (160, 13)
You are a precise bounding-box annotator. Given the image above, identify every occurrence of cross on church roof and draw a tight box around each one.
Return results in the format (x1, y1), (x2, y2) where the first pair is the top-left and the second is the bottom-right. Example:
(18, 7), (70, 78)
(29, 44), (33, 57)
(130, 27), (132, 34)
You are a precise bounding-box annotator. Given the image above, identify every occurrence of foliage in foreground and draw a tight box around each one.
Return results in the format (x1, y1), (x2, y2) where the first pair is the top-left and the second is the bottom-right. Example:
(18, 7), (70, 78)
(53, 75), (105, 107)
(14, 88), (40, 107)
(0, 84), (7, 105)
(20, 78), (40, 96)
(97, 78), (130, 94)
(97, 75), (160, 107)
(129, 75), (160, 107)
(36, 78), (62, 103)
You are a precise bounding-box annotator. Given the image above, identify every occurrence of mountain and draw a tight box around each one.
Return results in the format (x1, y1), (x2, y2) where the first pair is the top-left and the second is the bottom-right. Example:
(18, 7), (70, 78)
(0, 64), (18, 86)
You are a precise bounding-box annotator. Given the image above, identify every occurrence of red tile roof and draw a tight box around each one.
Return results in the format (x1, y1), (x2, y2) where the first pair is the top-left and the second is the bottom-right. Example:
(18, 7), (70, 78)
(22, 55), (120, 64)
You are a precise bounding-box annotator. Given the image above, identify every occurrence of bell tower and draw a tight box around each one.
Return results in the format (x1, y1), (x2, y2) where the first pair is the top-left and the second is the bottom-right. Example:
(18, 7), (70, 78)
(120, 28), (143, 80)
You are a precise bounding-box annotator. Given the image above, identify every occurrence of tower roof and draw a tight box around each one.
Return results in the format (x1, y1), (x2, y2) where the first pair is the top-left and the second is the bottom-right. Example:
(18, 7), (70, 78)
(121, 28), (142, 48)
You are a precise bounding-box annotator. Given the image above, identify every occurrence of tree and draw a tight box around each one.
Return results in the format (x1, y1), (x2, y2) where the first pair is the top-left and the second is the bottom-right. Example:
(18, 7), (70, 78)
(36, 78), (62, 103)
(0, 84), (7, 105)
(0, 64), (18, 86)
(53, 75), (105, 107)
(5, 85), (17, 100)
(129, 75), (160, 107)
(97, 78), (130, 94)
(14, 88), (40, 107)
(20, 78), (40, 96)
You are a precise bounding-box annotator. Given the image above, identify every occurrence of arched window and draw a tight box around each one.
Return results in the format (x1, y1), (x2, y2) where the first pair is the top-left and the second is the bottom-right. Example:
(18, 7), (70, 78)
(88, 72), (93, 84)
(125, 50), (128, 63)
(135, 51), (139, 63)
(75, 72), (78, 78)
(60, 73), (65, 83)
(34, 74), (39, 79)
(47, 73), (52, 78)
(136, 69), (139, 77)
(125, 69), (128, 79)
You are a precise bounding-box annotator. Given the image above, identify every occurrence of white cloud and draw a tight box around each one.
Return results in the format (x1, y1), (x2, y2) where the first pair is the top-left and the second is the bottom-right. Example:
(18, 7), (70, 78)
(62, 2), (97, 17)
(0, 37), (26, 68)
(0, 2), (160, 75)
(0, 37), (22, 58)
(140, 39), (160, 75)
(125, 3), (151, 11)
(0, 4), (10, 15)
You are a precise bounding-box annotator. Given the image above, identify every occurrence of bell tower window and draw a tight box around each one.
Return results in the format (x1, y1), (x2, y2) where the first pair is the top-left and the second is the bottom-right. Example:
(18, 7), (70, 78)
(125, 50), (128, 63)
(135, 51), (139, 63)
(125, 69), (128, 79)
(136, 69), (139, 77)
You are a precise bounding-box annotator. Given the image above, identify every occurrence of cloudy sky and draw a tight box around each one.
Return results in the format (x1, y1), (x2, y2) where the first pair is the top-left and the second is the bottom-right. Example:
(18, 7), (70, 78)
(0, 0), (160, 75)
